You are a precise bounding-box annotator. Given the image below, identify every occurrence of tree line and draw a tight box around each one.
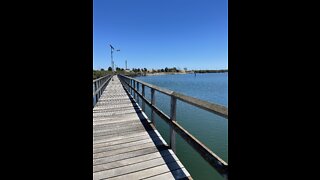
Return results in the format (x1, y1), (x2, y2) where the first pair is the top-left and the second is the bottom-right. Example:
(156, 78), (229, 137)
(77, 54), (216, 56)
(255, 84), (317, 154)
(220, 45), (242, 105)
(94, 67), (182, 79)
(93, 67), (227, 80)
(194, 69), (228, 73)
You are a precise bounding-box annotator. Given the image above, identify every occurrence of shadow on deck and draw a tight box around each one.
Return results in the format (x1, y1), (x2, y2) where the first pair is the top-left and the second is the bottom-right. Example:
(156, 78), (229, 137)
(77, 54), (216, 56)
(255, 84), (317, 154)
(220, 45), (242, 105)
(123, 88), (190, 180)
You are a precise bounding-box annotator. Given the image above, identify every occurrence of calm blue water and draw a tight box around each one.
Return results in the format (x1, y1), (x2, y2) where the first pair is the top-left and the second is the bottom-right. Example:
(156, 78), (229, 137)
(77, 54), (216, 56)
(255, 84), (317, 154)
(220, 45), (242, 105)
(135, 73), (228, 180)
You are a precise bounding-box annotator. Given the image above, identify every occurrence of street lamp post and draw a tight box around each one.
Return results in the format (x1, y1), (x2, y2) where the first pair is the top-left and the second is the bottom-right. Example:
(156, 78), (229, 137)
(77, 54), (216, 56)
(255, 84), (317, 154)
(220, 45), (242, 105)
(109, 44), (120, 72)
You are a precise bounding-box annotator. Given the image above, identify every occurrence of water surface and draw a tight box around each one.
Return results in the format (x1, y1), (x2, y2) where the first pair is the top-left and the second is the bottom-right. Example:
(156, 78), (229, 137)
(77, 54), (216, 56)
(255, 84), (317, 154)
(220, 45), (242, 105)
(134, 73), (228, 180)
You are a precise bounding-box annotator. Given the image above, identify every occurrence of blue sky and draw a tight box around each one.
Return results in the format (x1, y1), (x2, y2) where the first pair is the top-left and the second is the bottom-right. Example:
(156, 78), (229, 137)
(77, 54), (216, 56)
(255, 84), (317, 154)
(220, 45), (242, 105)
(93, 0), (228, 70)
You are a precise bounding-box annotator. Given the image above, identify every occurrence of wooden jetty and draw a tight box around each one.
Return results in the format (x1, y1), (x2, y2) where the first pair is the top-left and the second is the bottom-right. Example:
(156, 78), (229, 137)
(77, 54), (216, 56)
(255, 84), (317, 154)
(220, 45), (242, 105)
(93, 76), (191, 179)
(93, 74), (228, 179)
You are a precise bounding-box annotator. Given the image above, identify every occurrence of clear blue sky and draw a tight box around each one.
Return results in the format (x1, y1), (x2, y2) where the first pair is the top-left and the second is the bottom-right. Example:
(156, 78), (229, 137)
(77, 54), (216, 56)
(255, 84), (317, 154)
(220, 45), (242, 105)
(93, 0), (228, 70)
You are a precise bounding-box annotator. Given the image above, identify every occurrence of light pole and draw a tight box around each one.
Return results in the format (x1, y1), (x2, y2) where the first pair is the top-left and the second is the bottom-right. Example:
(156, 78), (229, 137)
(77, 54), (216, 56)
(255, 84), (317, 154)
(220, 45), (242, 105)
(109, 44), (120, 72)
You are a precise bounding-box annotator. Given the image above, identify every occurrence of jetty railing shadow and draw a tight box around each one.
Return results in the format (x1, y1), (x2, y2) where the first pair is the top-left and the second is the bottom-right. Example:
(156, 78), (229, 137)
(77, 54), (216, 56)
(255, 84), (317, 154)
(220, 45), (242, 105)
(93, 75), (112, 107)
(123, 88), (190, 178)
(118, 74), (228, 179)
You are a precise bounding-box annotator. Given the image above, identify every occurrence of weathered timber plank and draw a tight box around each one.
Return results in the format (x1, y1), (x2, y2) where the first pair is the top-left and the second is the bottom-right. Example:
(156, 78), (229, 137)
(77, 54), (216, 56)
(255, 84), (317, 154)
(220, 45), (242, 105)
(93, 156), (178, 180)
(94, 137), (163, 154)
(93, 129), (147, 142)
(93, 109), (138, 117)
(142, 167), (191, 180)
(93, 121), (144, 132)
(93, 139), (165, 158)
(102, 160), (186, 180)
(93, 131), (149, 145)
(93, 126), (147, 137)
(93, 114), (141, 122)
(93, 142), (158, 159)
(93, 118), (141, 126)
(93, 147), (159, 166)
(93, 132), (159, 149)
(93, 150), (172, 173)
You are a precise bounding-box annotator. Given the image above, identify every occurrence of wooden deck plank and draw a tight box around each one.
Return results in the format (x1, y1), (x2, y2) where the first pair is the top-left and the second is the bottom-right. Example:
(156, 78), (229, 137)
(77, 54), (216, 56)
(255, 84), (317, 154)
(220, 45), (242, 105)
(142, 168), (190, 180)
(93, 118), (141, 126)
(93, 150), (172, 173)
(93, 114), (141, 123)
(93, 122), (144, 133)
(93, 147), (160, 166)
(93, 131), (149, 145)
(93, 131), (160, 149)
(93, 141), (164, 159)
(93, 129), (148, 142)
(93, 157), (176, 179)
(104, 160), (187, 180)
(93, 110), (139, 117)
(93, 137), (162, 154)
(93, 126), (148, 138)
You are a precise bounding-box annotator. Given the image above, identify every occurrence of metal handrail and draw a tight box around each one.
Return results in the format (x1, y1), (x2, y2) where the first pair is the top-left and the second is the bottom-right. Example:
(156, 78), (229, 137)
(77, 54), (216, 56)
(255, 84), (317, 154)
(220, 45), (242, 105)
(93, 75), (112, 106)
(118, 74), (228, 179)
(119, 75), (228, 118)
(93, 74), (110, 83)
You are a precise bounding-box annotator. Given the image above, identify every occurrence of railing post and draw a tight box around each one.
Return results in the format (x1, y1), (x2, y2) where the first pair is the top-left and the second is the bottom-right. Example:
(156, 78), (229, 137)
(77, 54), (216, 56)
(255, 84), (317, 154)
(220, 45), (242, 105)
(133, 80), (136, 99)
(151, 88), (156, 127)
(98, 80), (101, 97)
(101, 78), (104, 94)
(95, 81), (98, 103)
(130, 79), (133, 95)
(142, 84), (145, 112)
(170, 96), (177, 152)
(126, 78), (128, 92)
(99, 79), (102, 98)
(127, 78), (130, 91)
(99, 80), (102, 97)
(137, 82), (140, 104)
(132, 79), (134, 95)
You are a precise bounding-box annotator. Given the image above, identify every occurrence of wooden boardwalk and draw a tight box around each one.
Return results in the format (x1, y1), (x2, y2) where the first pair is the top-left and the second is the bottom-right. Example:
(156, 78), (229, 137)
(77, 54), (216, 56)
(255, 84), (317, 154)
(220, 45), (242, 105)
(93, 76), (191, 180)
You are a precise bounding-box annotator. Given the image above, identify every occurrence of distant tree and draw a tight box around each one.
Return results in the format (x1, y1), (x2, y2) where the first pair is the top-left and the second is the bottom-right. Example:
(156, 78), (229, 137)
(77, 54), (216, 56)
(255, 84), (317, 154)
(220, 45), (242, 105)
(165, 67), (168, 72)
(108, 67), (112, 71)
(121, 68), (124, 71)
(161, 69), (164, 72)
(144, 68), (147, 72)
(100, 68), (105, 71)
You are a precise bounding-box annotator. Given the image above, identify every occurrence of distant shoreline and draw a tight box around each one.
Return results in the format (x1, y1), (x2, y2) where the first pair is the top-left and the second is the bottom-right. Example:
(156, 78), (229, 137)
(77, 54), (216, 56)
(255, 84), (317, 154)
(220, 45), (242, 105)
(93, 69), (228, 79)
(145, 72), (191, 76)
(144, 70), (228, 76)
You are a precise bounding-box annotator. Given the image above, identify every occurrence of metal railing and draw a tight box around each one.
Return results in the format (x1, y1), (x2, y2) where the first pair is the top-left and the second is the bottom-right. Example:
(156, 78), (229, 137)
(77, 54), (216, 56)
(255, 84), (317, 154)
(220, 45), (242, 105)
(93, 75), (112, 106)
(118, 74), (228, 179)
